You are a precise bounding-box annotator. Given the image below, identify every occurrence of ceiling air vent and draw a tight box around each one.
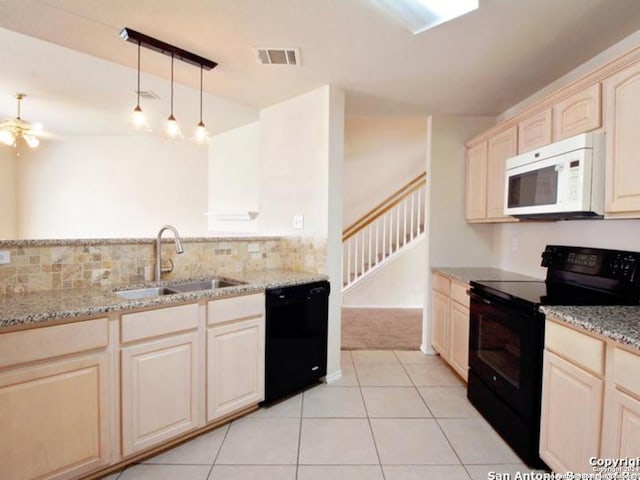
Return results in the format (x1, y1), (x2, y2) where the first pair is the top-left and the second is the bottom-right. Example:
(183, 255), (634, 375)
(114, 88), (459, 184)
(136, 90), (160, 100)
(253, 48), (300, 66)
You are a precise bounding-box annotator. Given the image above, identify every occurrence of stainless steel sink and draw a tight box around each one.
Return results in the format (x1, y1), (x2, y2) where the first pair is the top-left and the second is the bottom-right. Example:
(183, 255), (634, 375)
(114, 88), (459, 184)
(168, 279), (244, 293)
(115, 287), (177, 299)
(115, 278), (245, 299)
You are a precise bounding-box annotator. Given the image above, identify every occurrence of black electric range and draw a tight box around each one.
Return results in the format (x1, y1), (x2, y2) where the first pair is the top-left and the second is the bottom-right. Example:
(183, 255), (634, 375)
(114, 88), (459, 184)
(467, 245), (640, 468)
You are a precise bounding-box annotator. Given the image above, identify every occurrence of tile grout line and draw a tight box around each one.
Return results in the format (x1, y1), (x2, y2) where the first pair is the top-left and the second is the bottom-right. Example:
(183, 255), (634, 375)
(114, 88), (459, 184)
(206, 423), (232, 480)
(393, 350), (436, 418)
(356, 376), (386, 480)
(295, 390), (305, 480)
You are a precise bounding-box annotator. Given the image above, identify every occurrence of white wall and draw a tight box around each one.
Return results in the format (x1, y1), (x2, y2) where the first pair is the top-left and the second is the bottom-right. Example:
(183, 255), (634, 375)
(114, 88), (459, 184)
(208, 122), (260, 234)
(343, 237), (426, 308)
(427, 115), (496, 267)
(423, 115), (498, 353)
(326, 86), (346, 382)
(494, 220), (640, 279)
(259, 88), (331, 237)
(343, 116), (427, 227)
(0, 147), (17, 239)
(258, 85), (345, 380)
(16, 136), (209, 238)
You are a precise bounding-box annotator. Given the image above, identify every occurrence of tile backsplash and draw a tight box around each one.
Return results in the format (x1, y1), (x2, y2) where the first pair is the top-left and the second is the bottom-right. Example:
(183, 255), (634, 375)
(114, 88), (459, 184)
(0, 236), (326, 294)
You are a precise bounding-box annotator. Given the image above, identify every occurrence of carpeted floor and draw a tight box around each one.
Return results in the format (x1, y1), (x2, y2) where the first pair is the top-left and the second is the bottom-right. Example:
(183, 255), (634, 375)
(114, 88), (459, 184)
(341, 307), (423, 350)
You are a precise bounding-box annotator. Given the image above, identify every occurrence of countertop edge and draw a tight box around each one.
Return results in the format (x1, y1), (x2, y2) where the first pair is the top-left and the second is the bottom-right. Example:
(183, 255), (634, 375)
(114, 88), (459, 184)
(0, 271), (329, 331)
(541, 305), (640, 352)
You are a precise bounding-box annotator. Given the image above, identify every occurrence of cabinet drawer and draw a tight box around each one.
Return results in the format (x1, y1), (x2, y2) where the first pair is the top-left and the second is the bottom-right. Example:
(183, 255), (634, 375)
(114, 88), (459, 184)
(121, 303), (199, 343)
(450, 280), (470, 307)
(612, 347), (640, 397)
(0, 318), (108, 369)
(208, 293), (264, 326)
(545, 320), (605, 375)
(432, 274), (450, 295)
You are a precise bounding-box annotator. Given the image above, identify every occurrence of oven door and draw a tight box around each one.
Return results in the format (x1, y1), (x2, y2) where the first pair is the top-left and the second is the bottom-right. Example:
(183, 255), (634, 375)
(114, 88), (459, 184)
(468, 290), (544, 421)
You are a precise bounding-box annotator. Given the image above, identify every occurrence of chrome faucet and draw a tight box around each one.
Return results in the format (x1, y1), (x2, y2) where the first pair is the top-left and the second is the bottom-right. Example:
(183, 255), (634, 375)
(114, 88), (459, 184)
(155, 225), (184, 282)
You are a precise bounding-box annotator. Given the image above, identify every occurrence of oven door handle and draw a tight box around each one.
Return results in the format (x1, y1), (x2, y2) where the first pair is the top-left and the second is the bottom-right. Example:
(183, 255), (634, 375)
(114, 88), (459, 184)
(467, 290), (492, 305)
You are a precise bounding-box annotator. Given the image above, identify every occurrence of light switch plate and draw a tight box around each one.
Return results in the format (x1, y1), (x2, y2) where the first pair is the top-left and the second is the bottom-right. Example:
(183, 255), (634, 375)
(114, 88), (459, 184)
(0, 250), (10, 265)
(293, 215), (304, 229)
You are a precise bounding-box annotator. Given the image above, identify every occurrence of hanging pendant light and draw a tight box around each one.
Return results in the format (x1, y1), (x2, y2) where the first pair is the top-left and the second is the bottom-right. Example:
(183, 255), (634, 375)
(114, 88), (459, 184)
(166, 53), (183, 138)
(131, 40), (150, 130)
(194, 64), (209, 144)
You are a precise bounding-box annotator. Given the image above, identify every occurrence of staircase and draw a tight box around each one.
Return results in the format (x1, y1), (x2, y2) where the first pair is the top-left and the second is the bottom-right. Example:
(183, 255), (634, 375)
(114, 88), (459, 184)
(343, 172), (427, 292)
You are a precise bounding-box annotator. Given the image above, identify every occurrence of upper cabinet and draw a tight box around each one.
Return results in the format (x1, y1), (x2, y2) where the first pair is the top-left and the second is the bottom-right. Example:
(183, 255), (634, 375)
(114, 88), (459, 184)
(465, 127), (517, 223)
(486, 126), (518, 220)
(464, 142), (488, 221)
(518, 108), (552, 153)
(604, 60), (640, 217)
(553, 84), (601, 141)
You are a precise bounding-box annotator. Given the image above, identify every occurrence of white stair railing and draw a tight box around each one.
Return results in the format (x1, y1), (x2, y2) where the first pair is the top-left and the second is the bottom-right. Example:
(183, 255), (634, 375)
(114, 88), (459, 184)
(343, 173), (426, 291)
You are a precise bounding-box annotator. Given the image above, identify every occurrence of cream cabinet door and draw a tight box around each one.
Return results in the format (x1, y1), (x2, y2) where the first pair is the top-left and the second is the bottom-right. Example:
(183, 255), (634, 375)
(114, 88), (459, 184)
(604, 61), (640, 216)
(465, 141), (488, 221)
(0, 352), (111, 480)
(553, 83), (601, 141)
(449, 300), (469, 382)
(486, 126), (517, 220)
(121, 331), (200, 456)
(540, 350), (603, 473)
(207, 317), (265, 422)
(431, 289), (450, 360)
(518, 109), (552, 153)
(602, 388), (640, 459)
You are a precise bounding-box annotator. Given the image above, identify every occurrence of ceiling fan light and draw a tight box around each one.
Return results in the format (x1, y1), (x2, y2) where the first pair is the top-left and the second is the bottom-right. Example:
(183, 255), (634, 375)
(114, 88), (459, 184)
(23, 134), (40, 148)
(0, 130), (16, 146)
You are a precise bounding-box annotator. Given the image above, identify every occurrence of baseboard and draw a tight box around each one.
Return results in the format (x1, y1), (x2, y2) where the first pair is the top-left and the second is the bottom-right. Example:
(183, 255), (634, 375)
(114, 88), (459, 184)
(324, 368), (343, 384)
(420, 343), (437, 355)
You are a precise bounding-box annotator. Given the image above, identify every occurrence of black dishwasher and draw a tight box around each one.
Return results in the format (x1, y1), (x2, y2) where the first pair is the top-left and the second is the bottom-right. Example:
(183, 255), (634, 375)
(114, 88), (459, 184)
(263, 281), (330, 404)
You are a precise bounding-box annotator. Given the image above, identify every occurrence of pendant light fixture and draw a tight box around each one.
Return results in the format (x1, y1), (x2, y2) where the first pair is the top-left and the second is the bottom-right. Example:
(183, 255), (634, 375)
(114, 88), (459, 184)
(194, 65), (209, 143)
(120, 28), (217, 142)
(131, 40), (150, 130)
(166, 53), (183, 138)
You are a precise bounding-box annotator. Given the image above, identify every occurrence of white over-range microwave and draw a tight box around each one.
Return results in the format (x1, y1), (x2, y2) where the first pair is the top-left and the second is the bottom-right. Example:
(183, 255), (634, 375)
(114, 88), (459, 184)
(504, 132), (605, 220)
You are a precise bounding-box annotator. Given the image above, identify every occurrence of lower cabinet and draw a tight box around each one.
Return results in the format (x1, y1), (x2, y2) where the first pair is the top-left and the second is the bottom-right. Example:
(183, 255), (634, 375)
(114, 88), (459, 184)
(541, 318), (640, 472)
(431, 289), (450, 360)
(0, 318), (112, 480)
(604, 388), (640, 458)
(540, 350), (603, 473)
(0, 292), (268, 479)
(449, 300), (470, 380)
(120, 303), (201, 456)
(206, 294), (265, 422)
(602, 346), (640, 458)
(431, 273), (470, 381)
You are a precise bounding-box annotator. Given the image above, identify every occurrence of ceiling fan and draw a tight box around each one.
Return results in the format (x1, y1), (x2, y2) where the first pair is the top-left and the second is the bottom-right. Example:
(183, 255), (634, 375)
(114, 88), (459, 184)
(0, 93), (50, 150)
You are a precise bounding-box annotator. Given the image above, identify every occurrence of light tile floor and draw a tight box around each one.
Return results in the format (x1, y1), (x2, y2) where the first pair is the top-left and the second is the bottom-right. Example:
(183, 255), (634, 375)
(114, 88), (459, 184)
(102, 351), (538, 480)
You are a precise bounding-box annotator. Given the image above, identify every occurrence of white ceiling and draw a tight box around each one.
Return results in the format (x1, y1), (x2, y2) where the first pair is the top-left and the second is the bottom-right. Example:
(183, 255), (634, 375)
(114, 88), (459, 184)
(1, 0), (640, 135)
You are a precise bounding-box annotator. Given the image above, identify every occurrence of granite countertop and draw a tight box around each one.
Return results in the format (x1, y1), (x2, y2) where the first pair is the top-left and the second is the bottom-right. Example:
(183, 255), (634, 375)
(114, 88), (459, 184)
(541, 305), (640, 352)
(0, 269), (328, 331)
(432, 267), (542, 283)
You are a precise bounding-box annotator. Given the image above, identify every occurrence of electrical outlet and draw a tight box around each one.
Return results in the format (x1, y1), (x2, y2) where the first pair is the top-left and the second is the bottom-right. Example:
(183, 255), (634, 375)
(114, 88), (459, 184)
(511, 238), (519, 252)
(0, 250), (10, 265)
(293, 215), (304, 229)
